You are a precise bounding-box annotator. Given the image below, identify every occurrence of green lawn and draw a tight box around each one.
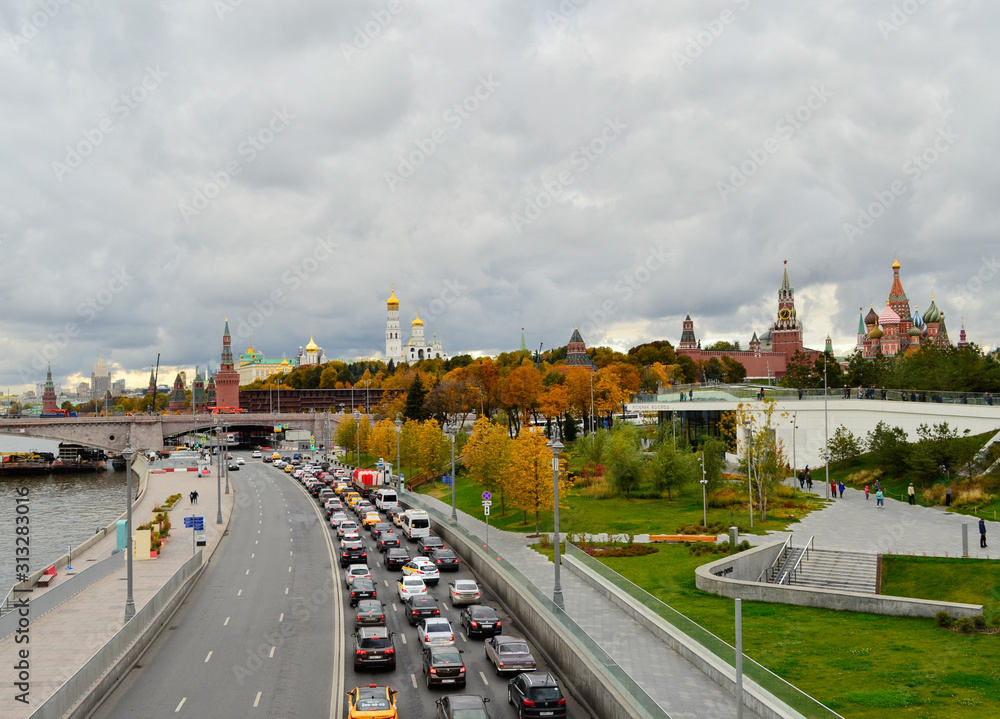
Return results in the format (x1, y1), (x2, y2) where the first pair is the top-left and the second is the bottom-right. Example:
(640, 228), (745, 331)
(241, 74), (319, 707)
(881, 555), (1000, 624)
(416, 471), (825, 537)
(526, 545), (1000, 717)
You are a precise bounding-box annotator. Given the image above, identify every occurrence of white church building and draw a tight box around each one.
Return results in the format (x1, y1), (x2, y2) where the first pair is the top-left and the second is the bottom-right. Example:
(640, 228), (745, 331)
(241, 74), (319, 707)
(385, 287), (448, 364)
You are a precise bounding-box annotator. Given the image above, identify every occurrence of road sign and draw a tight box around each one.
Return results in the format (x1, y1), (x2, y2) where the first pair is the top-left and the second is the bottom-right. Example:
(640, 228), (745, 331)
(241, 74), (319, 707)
(482, 491), (492, 501)
(441, 476), (453, 486)
(482, 500), (492, 507)
(185, 516), (205, 530)
(378, 458), (384, 469)
(484, 505), (490, 516)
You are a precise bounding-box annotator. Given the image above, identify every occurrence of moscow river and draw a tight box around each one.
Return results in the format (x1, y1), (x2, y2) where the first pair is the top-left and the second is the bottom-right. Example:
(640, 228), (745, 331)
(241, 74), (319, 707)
(0, 436), (125, 594)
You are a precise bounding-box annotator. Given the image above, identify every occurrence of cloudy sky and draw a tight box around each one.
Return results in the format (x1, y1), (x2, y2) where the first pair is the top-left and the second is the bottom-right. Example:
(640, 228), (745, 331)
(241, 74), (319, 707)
(2, 0), (997, 392)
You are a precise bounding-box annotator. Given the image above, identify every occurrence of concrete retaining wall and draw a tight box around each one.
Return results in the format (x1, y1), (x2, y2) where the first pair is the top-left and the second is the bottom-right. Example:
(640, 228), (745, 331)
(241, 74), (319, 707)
(419, 512), (662, 719)
(696, 545), (983, 619)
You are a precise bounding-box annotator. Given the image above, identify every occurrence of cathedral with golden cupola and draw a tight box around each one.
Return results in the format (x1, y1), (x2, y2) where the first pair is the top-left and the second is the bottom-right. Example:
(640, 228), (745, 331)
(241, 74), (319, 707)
(384, 286), (448, 364)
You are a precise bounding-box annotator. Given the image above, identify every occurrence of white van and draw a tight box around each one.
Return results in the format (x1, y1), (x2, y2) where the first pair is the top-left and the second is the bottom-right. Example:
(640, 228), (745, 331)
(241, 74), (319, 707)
(374, 489), (399, 512)
(401, 509), (430, 541)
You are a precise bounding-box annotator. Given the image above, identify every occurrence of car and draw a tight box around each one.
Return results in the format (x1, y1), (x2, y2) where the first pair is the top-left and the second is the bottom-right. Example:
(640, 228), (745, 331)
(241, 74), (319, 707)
(386, 506), (404, 525)
(251, 450), (261, 459)
(337, 521), (359, 539)
(417, 617), (455, 648)
(422, 645), (467, 688)
(460, 605), (502, 638)
(384, 547), (410, 571)
(361, 512), (381, 529)
(417, 536), (446, 555)
(448, 579), (482, 606)
(401, 557), (440, 585)
(434, 695), (492, 719)
(228, 462), (240, 471)
(342, 530), (362, 543)
(354, 599), (386, 628)
(236, 456), (245, 465)
(341, 540), (368, 567)
(357, 503), (377, 519)
(350, 577), (377, 606)
(507, 672), (567, 718)
(391, 510), (405, 527)
(406, 594), (441, 625)
(330, 511), (350, 528)
(262, 456), (273, 463)
(378, 533), (401, 552)
(484, 635), (536, 674)
(397, 575), (427, 601)
(371, 522), (393, 539)
(346, 684), (399, 719)
(352, 627), (396, 670)
(431, 547), (460, 571)
(284, 465), (294, 473)
(345, 564), (371, 588)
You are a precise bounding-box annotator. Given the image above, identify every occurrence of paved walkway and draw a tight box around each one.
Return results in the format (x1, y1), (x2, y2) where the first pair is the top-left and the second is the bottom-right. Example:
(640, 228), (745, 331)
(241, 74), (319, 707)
(0, 465), (234, 717)
(412, 492), (761, 719)
(747, 481), (1000, 558)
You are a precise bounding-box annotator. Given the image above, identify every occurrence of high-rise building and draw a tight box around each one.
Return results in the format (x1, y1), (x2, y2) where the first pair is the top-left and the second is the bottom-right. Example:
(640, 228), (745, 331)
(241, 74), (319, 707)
(91, 355), (111, 398)
(215, 319), (240, 408)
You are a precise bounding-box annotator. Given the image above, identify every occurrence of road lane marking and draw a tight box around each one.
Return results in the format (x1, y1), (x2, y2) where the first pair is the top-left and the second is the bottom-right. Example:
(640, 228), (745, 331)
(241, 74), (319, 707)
(246, 569), (250, 576)
(279, 613), (284, 622)
(251, 553), (255, 559)
(480, 671), (489, 685)
(205, 651), (212, 662)
(410, 674), (417, 688)
(269, 646), (276, 658)
(460, 633), (467, 642)
(224, 617), (230, 626)
(237, 590), (243, 597)
(290, 551), (293, 556)
(253, 691), (262, 707)
(384, 580), (389, 587)
(175, 697), (187, 712)
(255, 540), (258, 545)
(392, 603), (397, 612)
(285, 587), (289, 595)
(288, 566), (292, 572)
(401, 634), (406, 644)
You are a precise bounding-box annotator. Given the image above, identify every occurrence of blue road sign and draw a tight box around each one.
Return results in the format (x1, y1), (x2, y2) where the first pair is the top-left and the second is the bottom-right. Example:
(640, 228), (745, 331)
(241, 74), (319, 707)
(441, 476), (453, 486)
(482, 491), (492, 501)
(183, 517), (193, 528)
(185, 516), (205, 530)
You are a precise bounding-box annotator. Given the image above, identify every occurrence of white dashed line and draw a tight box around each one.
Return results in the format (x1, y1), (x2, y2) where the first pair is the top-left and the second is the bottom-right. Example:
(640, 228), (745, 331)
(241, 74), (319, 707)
(237, 590), (243, 597)
(204, 651), (212, 662)
(251, 553), (255, 559)
(480, 671), (489, 685)
(290, 551), (293, 556)
(269, 645), (276, 658)
(285, 587), (289, 595)
(392, 603), (398, 612)
(224, 617), (230, 626)
(175, 697), (187, 712)
(460, 633), (467, 643)
(253, 691), (262, 707)
(279, 613), (284, 622)
(410, 674), (417, 688)
(246, 569), (250, 576)
(401, 634), (407, 644)
(255, 540), (258, 545)
(288, 566), (292, 572)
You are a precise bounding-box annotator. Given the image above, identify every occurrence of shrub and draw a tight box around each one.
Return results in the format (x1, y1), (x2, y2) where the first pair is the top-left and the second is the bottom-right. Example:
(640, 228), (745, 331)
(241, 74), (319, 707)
(844, 468), (884, 488)
(922, 485), (946, 505)
(952, 486), (994, 508)
(973, 615), (987, 630)
(580, 543), (658, 558)
(954, 617), (976, 634)
(775, 485), (797, 499)
(708, 486), (743, 508)
(935, 611), (954, 628)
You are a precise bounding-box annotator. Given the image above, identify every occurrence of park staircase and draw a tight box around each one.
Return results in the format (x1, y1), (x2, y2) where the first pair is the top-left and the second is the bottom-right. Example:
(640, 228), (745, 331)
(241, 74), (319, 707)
(787, 549), (878, 594)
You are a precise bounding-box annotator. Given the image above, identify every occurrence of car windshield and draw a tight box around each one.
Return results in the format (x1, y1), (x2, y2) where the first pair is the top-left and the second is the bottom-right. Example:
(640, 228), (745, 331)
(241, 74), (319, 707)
(356, 698), (390, 710)
(499, 643), (528, 654)
(359, 636), (391, 649)
(455, 581), (477, 591)
(434, 651), (462, 664)
(529, 687), (562, 701)
(451, 709), (488, 719)
(425, 621), (450, 632)
(472, 607), (497, 619)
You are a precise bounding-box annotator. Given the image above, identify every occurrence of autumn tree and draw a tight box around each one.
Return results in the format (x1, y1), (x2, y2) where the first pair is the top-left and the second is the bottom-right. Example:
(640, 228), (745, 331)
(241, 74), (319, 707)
(605, 423), (644, 499)
(499, 365), (543, 436)
(733, 399), (788, 521)
(368, 419), (400, 469)
(464, 416), (514, 515)
(508, 428), (569, 532)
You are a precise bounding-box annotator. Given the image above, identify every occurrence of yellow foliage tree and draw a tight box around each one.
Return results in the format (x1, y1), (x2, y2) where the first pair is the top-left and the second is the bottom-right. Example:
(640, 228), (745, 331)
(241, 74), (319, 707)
(464, 416), (514, 515)
(507, 428), (570, 533)
(399, 419), (449, 482)
(368, 419), (399, 469)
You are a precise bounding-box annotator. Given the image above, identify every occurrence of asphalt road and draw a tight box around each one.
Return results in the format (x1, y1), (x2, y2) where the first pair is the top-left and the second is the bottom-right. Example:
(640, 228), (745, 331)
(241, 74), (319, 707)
(89, 456), (343, 718)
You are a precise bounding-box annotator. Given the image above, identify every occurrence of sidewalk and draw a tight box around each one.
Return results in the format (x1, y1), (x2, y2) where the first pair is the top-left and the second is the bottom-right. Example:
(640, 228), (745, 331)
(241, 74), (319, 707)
(413, 492), (761, 719)
(0, 466), (234, 717)
(749, 481), (1000, 558)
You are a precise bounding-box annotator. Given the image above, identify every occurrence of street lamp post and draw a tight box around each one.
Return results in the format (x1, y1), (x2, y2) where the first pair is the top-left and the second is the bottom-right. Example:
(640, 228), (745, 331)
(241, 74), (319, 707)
(791, 412), (797, 481)
(699, 451), (708, 527)
(824, 353), (830, 499)
(354, 410), (362, 468)
(122, 439), (136, 621)
(395, 415), (403, 490)
(445, 422), (457, 521)
(224, 425), (229, 495)
(216, 425), (222, 524)
(550, 428), (565, 609)
(744, 420), (754, 528)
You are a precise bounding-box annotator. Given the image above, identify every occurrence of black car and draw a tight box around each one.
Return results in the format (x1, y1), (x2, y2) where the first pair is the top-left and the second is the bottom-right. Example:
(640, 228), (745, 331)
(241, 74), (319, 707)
(435, 695), (491, 719)
(460, 605), (502, 638)
(378, 533), (401, 552)
(350, 577), (377, 606)
(422, 646), (466, 688)
(354, 599), (386, 628)
(371, 522), (393, 539)
(262, 456), (273, 463)
(384, 547), (411, 571)
(340, 540), (367, 567)
(507, 672), (567, 718)
(417, 536), (445, 555)
(228, 462), (239, 471)
(406, 595), (441, 625)
(430, 547), (460, 571)
(352, 626), (396, 670)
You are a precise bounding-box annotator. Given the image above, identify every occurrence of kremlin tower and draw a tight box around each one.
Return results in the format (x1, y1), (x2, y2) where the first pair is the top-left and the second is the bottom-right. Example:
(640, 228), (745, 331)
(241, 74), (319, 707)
(42, 365), (58, 414)
(385, 286), (402, 362)
(214, 318), (241, 408)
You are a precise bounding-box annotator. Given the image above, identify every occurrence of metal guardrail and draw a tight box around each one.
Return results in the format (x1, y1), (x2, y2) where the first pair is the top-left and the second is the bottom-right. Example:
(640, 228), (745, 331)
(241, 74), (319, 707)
(565, 542), (844, 719)
(758, 536), (792, 583)
(402, 493), (672, 719)
(632, 383), (998, 406)
(779, 536), (814, 586)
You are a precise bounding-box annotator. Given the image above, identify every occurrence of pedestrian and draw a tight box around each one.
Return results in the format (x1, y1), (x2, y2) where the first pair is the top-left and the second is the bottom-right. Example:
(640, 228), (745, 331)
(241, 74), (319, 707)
(189, 491), (195, 505)
(907, 483), (916, 505)
(874, 479), (881, 493)
(946, 486), (952, 506)
(980, 518), (988, 548)
(844, 384), (850, 399)
(193, 490), (199, 504)
(876, 489), (884, 507)
(881, 387), (887, 400)
(798, 388), (803, 400)
(838, 480), (845, 498)
(830, 480), (837, 498)
(689, 389), (693, 401)
(806, 471), (813, 491)
(864, 484), (870, 500)
(857, 385), (863, 400)
(798, 471), (805, 489)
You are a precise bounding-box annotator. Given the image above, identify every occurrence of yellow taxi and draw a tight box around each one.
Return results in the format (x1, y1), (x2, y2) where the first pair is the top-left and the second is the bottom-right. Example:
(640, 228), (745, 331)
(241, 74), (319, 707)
(284, 465), (294, 473)
(346, 684), (398, 719)
(346, 493), (364, 508)
(361, 512), (381, 528)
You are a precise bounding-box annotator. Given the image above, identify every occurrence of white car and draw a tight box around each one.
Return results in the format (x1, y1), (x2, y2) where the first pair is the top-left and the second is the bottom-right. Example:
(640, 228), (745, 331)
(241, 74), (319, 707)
(397, 576), (428, 601)
(417, 618), (455, 647)
(401, 557), (440, 585)
(236, 457), (245, 465)
(251, 450), (262, 459)
(448, 579), (482, 606)
(337, 521), (359, 539)
(345, 564), (371, 588)
(274, 460), (286, 468)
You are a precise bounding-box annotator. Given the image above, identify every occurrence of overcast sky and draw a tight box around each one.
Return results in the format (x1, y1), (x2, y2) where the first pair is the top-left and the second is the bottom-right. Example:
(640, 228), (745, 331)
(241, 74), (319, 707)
(2, 0), (997, 392)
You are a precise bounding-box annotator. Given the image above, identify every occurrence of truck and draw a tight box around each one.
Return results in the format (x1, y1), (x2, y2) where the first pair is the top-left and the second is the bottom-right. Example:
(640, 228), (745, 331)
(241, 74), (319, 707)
(352, 469), (381, 496)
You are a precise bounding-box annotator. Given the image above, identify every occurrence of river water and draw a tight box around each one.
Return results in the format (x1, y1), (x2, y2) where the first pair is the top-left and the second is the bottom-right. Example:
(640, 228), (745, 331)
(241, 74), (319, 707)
(0, 437), (125, 593)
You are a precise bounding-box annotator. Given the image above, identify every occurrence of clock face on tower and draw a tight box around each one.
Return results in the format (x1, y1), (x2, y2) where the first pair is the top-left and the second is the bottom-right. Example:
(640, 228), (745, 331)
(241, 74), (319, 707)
(779, 308), (791, 321)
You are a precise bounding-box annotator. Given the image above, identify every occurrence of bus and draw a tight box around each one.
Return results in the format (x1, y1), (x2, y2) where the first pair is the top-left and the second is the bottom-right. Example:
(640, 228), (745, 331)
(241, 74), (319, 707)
(209, 406), (246, 415)
(40, 409), (77, 417)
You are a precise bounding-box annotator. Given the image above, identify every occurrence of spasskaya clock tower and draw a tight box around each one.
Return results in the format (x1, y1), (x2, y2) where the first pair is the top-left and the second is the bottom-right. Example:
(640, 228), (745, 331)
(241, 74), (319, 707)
(770, 261), (805, 358)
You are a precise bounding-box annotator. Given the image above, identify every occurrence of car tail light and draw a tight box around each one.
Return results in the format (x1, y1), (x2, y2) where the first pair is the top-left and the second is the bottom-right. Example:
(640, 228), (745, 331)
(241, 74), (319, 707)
(531, 661), (536, 668)
(385, 647), (395, 655)
(356, 649), (366, 655)
(523, 699), (536, 707)
(556, 698), (566, 706)
(432, 609), (440, 615)
(470, 621), (478, 627)
(351, 591), (356, 598)
(496, 620), (502, 627)
(450, 634), (454, 641)
(412, 610), (419, 616)
(424, 635), (430, 642)
(499, 661), (504, 667)
(429, 667), (437, 674)
(436, 559), (442, 564)
(379, 615), (385, 621)
(458, 667), (466, 674)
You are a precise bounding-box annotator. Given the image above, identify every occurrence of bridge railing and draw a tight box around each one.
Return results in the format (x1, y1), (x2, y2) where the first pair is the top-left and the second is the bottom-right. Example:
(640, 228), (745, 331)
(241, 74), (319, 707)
(633, 384), (998, 406)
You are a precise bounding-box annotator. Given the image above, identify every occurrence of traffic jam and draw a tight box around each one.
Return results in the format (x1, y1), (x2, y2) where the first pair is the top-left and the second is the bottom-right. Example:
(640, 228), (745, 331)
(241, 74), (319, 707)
(272, 457), (573, 719)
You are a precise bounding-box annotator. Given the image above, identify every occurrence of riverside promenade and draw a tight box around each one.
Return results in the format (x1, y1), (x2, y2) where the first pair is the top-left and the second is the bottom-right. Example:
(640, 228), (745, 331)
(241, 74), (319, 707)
(0, 462), (234, 718)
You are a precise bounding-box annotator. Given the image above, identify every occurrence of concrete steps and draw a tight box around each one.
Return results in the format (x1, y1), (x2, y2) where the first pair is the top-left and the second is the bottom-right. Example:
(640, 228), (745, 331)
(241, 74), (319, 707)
(772, 547), (805, 585)
(790, 548), (878, 594)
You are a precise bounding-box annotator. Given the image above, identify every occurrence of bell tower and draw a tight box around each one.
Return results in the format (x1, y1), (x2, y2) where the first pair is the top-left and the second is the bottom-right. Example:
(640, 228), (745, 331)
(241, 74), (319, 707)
(770, 261), (804, 358)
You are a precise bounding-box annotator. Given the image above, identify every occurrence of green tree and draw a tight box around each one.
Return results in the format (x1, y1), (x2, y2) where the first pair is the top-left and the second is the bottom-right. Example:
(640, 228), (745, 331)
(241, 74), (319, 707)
(561, 412), (578, 442)
(605, 424), (644, 499)
(650, 441), (698, 499)
(829, 425), (863, 466)
(865, 421), (909, 476)
(404, 374), (428, 421)
(704, 340), (741, 351)
(700, 437), (727, 490)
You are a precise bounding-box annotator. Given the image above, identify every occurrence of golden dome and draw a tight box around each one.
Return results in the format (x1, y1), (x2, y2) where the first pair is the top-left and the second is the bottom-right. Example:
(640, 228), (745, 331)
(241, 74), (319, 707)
(387, 284), (399, 308)
(305, 335), (319, 352)
(411, 309), (424, 327)
(892, 256), (901, 270)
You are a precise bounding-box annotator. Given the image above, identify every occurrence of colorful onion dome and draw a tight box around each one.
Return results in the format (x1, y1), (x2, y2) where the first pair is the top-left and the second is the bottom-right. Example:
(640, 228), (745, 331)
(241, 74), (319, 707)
(865, 304), (880, 326)
(878, 303), (900, 325)
(411, 310), (424, 327)
(922, 296), (941, 324)
(868, 326), (884, 340)
(908, 325), (922, 337)
(913, 304), (924, 328)
(387, 285), (399, 309)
